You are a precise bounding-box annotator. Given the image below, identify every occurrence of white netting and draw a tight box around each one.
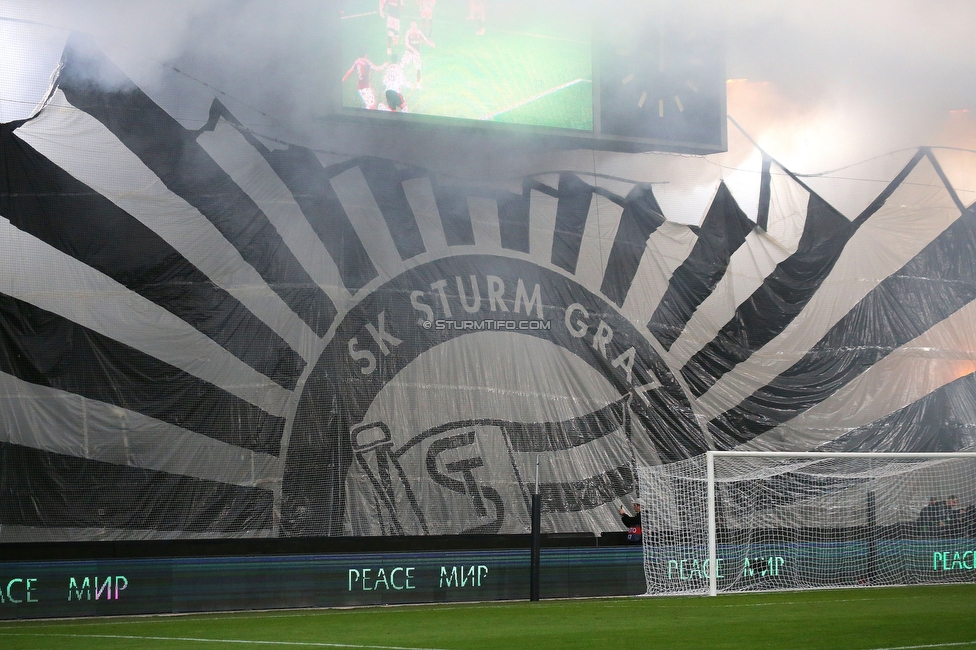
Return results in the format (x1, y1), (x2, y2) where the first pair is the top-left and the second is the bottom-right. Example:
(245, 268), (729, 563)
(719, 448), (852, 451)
(639, 453), (976, 595)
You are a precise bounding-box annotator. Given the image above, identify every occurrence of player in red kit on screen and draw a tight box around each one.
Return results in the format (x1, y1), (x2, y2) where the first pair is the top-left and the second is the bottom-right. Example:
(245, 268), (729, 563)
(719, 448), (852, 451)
(401, 21), (434, 89)
(379, 0), (403, 56)
(468, 0), (486, 35)
(418, 0), (435, 37)
(342, 52), (388, 110)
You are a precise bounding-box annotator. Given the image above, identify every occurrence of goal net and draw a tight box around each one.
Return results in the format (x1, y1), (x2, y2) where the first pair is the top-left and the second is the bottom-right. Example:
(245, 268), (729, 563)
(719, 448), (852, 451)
(638, 452), (976, 596)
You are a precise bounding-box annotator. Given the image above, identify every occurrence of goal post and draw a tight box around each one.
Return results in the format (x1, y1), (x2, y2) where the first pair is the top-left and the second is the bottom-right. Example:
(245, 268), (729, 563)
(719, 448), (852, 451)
(638, 451), (976, 597)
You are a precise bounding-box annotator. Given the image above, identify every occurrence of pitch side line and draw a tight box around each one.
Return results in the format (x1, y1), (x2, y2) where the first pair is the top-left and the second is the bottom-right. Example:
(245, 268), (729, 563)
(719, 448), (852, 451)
(0, 633), (447, 650)
(871, 641), (976, 650)
(481, 78), (589, 120)
(341, 11), (378, 19)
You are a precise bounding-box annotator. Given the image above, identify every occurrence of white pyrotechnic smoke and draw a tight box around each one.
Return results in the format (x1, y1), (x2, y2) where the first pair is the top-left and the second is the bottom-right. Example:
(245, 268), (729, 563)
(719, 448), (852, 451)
(1, 0), (975, 189)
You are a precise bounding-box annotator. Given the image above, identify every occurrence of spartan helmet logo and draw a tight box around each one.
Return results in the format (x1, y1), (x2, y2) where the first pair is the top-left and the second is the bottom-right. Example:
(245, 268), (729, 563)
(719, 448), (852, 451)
(342, 334), (651, 536)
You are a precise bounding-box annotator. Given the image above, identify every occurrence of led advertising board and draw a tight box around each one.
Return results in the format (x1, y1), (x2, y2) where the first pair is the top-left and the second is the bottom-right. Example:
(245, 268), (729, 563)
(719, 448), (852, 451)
(3, 539), (976, 620)
(0, 548), (645, 620)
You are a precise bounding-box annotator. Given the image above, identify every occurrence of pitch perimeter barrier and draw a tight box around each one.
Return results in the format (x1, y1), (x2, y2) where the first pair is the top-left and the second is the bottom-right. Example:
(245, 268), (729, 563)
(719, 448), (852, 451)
(0, 535), (645, 619)
(645, 536), (976, 592)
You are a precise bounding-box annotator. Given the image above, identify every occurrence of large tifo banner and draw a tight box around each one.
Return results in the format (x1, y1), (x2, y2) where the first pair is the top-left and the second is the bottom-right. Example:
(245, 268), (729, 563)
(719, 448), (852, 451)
(1, 35), (976, 542)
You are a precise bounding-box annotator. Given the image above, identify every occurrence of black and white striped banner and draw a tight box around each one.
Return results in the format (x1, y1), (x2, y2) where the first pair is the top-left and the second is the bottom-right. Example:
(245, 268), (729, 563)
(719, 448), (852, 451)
(1, 35), (973, 541)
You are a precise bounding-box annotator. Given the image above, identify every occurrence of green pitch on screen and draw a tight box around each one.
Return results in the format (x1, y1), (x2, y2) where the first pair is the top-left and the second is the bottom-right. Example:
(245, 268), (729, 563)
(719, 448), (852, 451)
(341, 0), (593, 130)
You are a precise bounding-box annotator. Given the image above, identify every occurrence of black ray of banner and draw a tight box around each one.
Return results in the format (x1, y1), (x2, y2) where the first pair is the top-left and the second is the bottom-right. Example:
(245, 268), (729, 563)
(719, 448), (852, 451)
(56, 35), (337, 336)
(648, 181), (754, 351)
(0, 442), (272, 533)
(0, 292), (285, 456)
(1, 123), (305, 390)
(710, 204), (976, 447)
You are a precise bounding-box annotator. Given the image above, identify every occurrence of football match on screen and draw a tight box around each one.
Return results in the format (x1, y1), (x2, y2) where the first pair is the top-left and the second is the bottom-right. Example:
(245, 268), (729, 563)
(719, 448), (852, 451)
(340, 0), (593, 129)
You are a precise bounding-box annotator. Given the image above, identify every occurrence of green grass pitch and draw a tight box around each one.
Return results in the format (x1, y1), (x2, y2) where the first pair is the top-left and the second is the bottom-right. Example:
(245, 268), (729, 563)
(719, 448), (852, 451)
(340, 0), (593, 130)
(2, 585), (975, 649)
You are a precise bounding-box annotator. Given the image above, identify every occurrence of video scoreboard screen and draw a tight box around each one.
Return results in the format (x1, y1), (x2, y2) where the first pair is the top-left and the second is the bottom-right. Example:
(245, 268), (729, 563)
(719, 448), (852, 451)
(333, 0), (726, 153)
(341, 0), (594, 131)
